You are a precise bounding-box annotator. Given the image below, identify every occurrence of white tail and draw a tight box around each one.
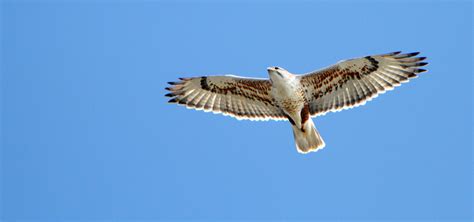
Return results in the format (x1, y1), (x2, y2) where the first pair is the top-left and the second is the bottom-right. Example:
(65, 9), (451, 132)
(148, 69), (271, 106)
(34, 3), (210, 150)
(291, 118), (325, 154)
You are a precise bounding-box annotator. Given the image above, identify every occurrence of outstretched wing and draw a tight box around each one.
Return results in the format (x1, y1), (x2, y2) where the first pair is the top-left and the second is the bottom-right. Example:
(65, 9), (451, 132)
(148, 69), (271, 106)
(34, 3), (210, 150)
(299, 51), (428, 117)
(166, 75), (286, 121)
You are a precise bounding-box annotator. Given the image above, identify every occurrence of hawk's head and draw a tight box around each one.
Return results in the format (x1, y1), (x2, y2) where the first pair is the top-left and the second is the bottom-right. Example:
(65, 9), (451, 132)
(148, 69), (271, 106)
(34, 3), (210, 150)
(267, 66), (293, 83)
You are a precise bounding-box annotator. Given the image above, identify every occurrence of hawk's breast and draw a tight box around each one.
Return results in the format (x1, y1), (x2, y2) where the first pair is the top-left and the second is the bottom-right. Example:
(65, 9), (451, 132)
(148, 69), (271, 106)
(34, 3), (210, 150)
(271, 79), (306, 114)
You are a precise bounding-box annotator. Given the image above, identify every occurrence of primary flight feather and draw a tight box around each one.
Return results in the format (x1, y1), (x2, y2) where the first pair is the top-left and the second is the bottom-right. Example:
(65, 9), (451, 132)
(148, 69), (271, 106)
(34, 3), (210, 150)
(165, 51), (428, 154)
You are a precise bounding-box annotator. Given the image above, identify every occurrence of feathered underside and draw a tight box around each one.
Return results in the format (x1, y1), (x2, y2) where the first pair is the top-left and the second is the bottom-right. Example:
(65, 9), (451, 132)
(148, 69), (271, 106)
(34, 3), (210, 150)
(165, 75), (287, 121)
(298, 51), (428, 116)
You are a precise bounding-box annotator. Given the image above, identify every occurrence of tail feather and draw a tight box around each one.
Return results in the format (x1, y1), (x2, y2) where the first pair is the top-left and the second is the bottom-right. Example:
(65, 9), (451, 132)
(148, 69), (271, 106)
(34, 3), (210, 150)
(292, 119), (325, 154)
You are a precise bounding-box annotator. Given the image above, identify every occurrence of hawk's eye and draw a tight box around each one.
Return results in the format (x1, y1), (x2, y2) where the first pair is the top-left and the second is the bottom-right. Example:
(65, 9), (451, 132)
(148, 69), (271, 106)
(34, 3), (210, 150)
(275, 67), (279, 70)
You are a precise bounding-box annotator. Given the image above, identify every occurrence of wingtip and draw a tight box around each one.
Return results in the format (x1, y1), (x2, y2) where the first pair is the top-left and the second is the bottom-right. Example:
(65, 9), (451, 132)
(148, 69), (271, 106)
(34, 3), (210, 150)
(418, 62), (428, 66)
(168, 98), (178, 103)
(394, 51), (422, 59)
(415, 68), (427, 73)
(381, 51), (401, 57)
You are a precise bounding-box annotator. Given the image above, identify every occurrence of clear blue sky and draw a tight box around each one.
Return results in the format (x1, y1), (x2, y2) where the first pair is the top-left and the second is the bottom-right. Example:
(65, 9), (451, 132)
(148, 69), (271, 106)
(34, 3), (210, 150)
(1, 0), (472, 221)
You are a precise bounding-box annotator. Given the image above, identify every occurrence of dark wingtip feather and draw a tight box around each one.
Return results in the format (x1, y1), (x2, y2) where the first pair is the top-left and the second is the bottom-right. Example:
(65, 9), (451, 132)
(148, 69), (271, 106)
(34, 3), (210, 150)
(168, 98), (178, 103)
(165, 87), (172, 91)
(395, 52), (420, 59)
(165, 93), (175, 97)
(415, 68), (427, 73)
(400, 61), (429, 69)
(417, 62), (428, 67)
(168, 81), (178, 85)
(381, 51), (401, 57)
(398, 52), (420, 58)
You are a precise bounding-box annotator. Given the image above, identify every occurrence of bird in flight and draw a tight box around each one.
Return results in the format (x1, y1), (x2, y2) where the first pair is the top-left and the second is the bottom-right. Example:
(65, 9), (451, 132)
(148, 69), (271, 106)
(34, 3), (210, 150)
(165, 51), (427, 154)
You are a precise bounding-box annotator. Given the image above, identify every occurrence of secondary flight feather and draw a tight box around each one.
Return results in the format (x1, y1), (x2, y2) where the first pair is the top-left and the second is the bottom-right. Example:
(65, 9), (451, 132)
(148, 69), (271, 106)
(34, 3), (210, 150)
(166, 51), (428, 154)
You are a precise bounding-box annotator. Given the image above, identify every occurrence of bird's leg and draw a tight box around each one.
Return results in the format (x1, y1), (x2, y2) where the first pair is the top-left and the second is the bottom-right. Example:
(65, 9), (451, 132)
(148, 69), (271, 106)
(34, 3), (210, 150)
(300, 103), (310, 133)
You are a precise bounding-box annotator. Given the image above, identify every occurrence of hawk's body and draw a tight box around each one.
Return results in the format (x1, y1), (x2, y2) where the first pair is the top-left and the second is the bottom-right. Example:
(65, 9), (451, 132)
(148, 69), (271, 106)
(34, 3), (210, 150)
(166, 51), (427, 154)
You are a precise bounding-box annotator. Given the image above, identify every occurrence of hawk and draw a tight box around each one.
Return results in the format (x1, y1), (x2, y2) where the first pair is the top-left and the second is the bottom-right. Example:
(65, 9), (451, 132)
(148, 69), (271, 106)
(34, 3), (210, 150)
(165, 51), (427, 154)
